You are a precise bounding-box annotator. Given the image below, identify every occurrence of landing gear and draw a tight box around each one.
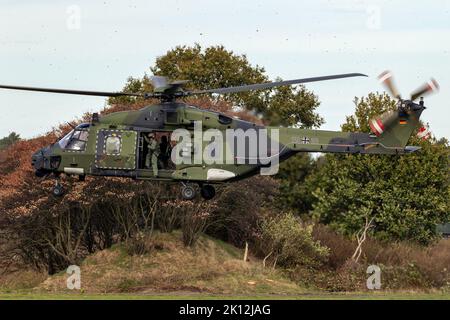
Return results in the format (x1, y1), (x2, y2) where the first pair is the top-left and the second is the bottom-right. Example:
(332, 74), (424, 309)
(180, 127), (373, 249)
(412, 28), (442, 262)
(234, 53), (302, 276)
(200, 185), (216, 200)
(181, 183), (196, 200)
(52, 181), (64, 197)
(180, 183), (216, 200)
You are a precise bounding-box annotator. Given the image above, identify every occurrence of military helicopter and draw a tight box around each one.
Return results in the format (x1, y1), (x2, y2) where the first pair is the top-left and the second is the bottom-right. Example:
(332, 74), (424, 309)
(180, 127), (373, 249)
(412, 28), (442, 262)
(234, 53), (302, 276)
(0, 71), (439, 200)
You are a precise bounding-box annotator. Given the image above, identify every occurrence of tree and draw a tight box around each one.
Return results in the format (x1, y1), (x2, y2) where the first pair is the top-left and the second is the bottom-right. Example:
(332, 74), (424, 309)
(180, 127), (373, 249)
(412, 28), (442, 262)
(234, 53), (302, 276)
(307, 93), (450, 244)
(277, 153), (317, 214)
(0, 132), (20, 150)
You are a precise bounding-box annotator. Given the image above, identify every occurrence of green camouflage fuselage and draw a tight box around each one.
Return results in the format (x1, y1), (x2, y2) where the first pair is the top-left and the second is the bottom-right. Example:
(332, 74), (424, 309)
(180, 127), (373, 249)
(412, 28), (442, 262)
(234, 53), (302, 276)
(32, 101), (423, 184)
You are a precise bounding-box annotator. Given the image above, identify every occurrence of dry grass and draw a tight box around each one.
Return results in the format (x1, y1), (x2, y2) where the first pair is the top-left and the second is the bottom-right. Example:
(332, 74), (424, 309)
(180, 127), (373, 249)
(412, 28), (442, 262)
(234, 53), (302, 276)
(0, 269), (47, 291)
(312, 224), (450, 291)
(3, 226), (448, 295)
(37, 231), (303, 295)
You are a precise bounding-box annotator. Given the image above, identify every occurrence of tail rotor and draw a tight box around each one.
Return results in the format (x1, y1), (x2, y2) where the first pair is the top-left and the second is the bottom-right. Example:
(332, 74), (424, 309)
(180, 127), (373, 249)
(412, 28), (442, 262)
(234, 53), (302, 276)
(378, 70), (440, 103)
(370, 70), (439, 141)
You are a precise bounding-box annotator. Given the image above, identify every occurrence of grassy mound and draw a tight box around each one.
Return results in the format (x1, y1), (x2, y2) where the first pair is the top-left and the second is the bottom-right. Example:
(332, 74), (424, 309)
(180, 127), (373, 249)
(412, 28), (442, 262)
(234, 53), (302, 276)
(37, 231), (303, 295)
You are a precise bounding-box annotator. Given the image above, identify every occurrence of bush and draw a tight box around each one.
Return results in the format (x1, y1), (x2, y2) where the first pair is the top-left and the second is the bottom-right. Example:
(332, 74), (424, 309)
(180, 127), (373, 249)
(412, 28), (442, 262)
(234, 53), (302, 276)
(157, 200), (182, 233)
(312, 224), (356, 270)
(207, 176), (280, 248)
(180, 201), (216, 247)
(125, 232), (165, 256)
(311, 223), (450, 290)
(259, 213), (329, 269)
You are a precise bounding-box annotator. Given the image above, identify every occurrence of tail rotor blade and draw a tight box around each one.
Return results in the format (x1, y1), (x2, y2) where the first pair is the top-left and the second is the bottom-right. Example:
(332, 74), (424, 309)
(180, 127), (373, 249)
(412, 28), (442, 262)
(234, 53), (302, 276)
(378, 70), (401, 99)
(410, 78), (439, 101)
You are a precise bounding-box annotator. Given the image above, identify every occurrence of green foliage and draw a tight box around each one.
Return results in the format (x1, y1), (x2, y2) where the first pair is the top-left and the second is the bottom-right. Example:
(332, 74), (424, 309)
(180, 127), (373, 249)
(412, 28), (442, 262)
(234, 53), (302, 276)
(277, 153), (318, 213)
(260, 212), (329, 269)
(108, 76), (153, 105)
(152, 44), (267, 94)
(0, 132), (20, 150)
(109, 44), (323, 128)
(308, 93), (450, 244)
(267, 83), (323, 127)
(342, 92), (397, 133)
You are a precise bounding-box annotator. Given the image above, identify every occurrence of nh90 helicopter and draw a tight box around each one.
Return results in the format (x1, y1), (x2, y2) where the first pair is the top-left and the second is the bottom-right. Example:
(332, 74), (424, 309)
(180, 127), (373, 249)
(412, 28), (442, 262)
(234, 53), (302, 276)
(0, 71), (439, 200)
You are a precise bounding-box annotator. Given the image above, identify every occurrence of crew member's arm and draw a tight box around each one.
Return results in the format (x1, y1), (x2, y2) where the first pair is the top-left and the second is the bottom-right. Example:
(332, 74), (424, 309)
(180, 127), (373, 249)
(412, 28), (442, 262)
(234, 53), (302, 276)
(149, 140), (157, 151)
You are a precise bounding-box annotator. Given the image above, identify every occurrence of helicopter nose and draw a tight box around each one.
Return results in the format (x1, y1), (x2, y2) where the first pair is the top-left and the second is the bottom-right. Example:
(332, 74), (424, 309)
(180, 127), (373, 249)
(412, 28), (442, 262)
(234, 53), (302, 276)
(32, 148), (45, 175)
(31, 147), (54, 177)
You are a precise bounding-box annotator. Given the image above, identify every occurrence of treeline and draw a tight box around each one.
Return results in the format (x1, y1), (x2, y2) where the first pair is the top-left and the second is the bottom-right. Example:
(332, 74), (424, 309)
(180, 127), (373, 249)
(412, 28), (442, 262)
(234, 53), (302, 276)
(0, 132), (20, 150)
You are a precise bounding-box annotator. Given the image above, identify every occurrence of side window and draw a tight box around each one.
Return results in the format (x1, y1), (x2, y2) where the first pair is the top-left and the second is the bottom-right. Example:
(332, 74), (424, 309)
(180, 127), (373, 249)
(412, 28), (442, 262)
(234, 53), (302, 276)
(165, 111), (178, 124)
(218, 114), (232, 125)
(105, 135), (121, 155)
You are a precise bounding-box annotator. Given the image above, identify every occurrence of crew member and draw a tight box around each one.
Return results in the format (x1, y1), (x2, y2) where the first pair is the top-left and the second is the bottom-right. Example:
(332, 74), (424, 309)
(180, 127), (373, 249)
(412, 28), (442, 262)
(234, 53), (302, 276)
(159, 135), (169, 168)
(144, 133), (160, 177)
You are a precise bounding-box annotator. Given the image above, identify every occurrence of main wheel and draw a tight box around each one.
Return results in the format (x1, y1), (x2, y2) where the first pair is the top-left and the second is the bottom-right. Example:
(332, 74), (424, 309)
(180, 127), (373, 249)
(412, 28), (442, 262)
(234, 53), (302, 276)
(52, 184), (64, 197)
(200, 185), (216, 200)
(181, 184), (196, 200)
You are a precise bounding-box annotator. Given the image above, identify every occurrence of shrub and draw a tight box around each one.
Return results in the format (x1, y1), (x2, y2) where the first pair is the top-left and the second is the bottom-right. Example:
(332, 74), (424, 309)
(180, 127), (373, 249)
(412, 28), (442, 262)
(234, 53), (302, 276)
(312, 224), (356, 269)
(125, 232), (165, 256)
(260, 212), (329, 269)
(157, 199), (182, 233)
(180, 201), (216, 247)
(207, 176), (280, 248)
(312, 223), (450, 290)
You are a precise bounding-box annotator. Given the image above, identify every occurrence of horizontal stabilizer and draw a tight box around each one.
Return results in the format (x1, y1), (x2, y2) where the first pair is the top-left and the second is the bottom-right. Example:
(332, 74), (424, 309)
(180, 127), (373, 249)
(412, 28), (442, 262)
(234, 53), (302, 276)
(404, 146), (421, 153)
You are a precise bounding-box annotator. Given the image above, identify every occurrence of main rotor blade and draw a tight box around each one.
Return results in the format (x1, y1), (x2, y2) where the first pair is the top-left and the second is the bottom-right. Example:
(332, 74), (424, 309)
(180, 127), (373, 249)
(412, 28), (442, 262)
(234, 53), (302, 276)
(0, 84), (143, 98)
(378, 70), (401, 99)
(190, 73), (368, 95)
(410, 78), (439, 101)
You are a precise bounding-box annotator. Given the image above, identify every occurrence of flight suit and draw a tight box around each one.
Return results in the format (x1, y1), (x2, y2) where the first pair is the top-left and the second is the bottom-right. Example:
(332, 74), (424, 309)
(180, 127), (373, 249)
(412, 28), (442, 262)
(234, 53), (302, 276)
(144, 136), (160, 176)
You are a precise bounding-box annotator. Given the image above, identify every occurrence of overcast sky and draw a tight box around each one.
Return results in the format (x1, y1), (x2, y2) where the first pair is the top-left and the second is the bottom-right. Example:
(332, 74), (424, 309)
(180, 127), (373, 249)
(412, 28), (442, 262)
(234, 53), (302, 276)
(0, 0), (449, 139)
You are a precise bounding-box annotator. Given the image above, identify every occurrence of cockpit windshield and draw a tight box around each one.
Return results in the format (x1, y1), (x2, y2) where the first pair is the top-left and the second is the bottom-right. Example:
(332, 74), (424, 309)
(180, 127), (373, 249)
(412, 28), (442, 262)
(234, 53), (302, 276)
(58, 123), (90, 151)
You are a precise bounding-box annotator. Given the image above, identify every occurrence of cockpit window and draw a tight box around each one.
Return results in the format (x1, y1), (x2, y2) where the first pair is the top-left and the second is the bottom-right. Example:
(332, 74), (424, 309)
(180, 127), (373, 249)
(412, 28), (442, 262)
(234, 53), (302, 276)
(58, 124), (90, 151)
(58, 130), (74, 149)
